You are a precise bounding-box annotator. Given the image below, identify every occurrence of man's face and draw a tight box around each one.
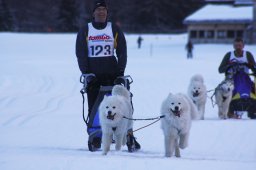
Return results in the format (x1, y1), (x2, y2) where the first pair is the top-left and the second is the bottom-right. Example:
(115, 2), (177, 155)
(93, 7), (107, 23)
(233, 41), (244, 53)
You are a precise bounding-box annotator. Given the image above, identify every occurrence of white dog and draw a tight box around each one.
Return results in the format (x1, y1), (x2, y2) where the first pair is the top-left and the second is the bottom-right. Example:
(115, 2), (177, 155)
(188, 74), (207, 120)
(160, 93), (198, 157)
(99, 85), (133, 155)
(215, 79), (234, 119)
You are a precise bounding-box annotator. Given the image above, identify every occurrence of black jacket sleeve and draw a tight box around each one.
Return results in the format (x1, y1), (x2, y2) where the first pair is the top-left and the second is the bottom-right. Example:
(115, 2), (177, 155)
(76, 26), (89, 74)
(246, 51), (256, 73)
(112, 23), (127, 76)
(218, 52), (231, 74)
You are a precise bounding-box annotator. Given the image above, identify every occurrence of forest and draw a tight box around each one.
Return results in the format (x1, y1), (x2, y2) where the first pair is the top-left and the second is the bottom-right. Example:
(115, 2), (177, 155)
(0, 0), (205, 33)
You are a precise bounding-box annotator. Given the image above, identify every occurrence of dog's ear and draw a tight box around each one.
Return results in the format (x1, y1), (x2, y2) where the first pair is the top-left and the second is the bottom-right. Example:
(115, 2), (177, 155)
(168, 93), (173, 98)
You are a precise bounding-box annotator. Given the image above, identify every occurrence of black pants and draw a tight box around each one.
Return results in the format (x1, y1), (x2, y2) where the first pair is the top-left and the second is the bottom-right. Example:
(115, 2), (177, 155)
(229, 98), (256, 118)
(187, 51), (193, 59)
(87, 86), (100, 117)
(86, 76), (116, 117)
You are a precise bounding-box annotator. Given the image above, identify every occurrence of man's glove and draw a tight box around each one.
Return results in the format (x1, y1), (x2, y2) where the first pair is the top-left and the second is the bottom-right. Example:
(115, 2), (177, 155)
(86, 74), (97, 90)
(118, 70), (124, 77)
(80, 74), (97, 93)
(226, 63), (237, 72)
(245, 63), (254, 69)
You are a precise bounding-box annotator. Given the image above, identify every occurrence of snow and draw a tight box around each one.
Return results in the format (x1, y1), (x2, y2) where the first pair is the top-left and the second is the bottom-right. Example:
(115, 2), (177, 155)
(0, 32), (256, 170)
(184, 4), (253, 22)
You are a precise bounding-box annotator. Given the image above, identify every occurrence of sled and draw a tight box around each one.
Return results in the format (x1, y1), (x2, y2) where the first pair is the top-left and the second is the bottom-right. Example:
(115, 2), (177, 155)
(80, 74), (140, 152)
(227, 64), (256, 119)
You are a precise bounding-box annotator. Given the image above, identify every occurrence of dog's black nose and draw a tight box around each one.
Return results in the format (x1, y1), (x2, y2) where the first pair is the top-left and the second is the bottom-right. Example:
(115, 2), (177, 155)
(175, 106), (179, 111)
(108, 111), (112, 115)
(228, 88), (230, 91)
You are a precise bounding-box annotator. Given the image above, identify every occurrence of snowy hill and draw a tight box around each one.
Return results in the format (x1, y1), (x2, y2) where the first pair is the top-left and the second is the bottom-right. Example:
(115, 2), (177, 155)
(0, 33), (256, 170)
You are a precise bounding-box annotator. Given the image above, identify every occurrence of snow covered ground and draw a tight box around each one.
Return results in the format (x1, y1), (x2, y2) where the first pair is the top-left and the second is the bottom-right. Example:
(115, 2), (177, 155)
(0, 32), (256, 170)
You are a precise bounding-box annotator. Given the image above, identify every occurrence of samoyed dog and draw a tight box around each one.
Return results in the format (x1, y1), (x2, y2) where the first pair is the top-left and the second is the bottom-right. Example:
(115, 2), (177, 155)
(188, 74), (207, 120)
(160, 93), (198, 157)
(215, 79), (234, 119)
(99, 85), (133, 155)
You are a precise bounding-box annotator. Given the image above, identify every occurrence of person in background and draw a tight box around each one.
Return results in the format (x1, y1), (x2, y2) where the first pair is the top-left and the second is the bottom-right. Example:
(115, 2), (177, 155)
(185, 40), (193, 59)
(75, 0), (140, 152)
(137, 35), (143, 49)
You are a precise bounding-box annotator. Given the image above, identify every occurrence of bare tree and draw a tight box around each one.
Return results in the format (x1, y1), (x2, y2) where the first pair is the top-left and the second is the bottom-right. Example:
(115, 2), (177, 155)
(57, 0), (79, 32)
(0, 0), (13, 31)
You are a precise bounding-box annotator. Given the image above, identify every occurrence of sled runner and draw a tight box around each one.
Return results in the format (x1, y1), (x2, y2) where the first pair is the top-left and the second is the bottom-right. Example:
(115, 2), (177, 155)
(226, 63), (256, 119)
(80, 74), (141, 152)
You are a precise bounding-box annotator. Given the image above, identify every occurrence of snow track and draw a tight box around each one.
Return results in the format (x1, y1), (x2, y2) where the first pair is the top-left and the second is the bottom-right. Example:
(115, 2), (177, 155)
(0, 33), (255, 170)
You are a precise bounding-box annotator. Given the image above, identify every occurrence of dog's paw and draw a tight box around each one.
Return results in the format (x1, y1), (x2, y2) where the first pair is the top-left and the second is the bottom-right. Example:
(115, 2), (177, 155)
(179, 142), (188, 149)
(165, 153), (171, 157)
(175, 153), (181, 157)
(115, 145), (121, 151)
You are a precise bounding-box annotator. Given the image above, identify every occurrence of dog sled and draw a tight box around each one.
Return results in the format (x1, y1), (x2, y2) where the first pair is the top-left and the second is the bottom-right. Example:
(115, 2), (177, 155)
(80, 74), (140, 152)
(226, 63), (256, 119)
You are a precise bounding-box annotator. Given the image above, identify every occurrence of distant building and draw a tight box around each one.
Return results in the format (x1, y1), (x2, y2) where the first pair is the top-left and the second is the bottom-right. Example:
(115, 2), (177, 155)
(205, 0), (253, 5)
(184, 0), (256, 44)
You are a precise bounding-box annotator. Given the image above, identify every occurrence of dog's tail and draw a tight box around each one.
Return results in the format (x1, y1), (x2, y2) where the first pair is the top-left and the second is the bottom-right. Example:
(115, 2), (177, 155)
(112, 85), (131, 100)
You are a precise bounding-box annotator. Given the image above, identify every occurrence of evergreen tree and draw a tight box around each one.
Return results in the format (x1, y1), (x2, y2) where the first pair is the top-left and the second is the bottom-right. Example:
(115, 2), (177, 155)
(57, 0), (79, 32)
(121, 0), (204, 33)
(0, 0), (13, 31)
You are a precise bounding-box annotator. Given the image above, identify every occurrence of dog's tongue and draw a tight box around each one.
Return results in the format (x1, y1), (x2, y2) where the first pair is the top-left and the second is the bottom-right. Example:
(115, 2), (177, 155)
(172, 110), (181, 117)
(193, 92), (199, 97)
(175, 112), (181, 117)
(107, 113), (116, 120)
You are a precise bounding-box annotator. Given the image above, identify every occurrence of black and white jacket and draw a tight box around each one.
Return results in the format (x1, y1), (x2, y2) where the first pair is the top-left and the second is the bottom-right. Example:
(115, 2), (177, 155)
(76, 21), (127, 80)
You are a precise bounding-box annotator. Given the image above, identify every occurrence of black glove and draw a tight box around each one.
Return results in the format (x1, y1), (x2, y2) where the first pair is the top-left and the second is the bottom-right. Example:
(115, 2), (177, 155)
(85, 74), (97, 92)
(245, 63), (253, 69)
(86, 74), (95, 83)
(226, 63), (237, 72)
(118, 70), (124, 77)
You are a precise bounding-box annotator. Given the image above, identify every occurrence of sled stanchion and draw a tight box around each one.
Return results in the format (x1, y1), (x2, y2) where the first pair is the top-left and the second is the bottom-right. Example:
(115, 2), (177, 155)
(255, 76), (256, 95)
(80, 88), (89, 126)
(80, 73), (97, 126)
(248, 73), (256, 92)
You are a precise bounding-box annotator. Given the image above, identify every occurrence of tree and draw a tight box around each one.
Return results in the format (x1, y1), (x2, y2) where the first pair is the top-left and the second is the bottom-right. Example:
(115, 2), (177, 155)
(57, 0), (79, 32)
(0, 0), (13, 31)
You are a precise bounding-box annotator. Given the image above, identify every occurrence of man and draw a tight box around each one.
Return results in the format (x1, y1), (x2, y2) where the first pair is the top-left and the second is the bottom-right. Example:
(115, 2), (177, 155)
(185, 40), (193, 59)
(218, 38), (256, 118)
(76, 0), (140, 151)
(219, 38), (256, 76)
(137, 35), (143, 49)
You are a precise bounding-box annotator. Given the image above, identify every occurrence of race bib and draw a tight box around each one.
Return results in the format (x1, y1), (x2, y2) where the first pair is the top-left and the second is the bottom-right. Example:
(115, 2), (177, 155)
(88, 22), (114, 57)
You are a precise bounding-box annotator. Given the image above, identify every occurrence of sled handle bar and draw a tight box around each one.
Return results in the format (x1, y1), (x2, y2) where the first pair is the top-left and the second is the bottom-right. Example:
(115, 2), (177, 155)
(80, 73), (96, 85)
(80, 74), (133, 87)
(119, 75), (133, 84)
